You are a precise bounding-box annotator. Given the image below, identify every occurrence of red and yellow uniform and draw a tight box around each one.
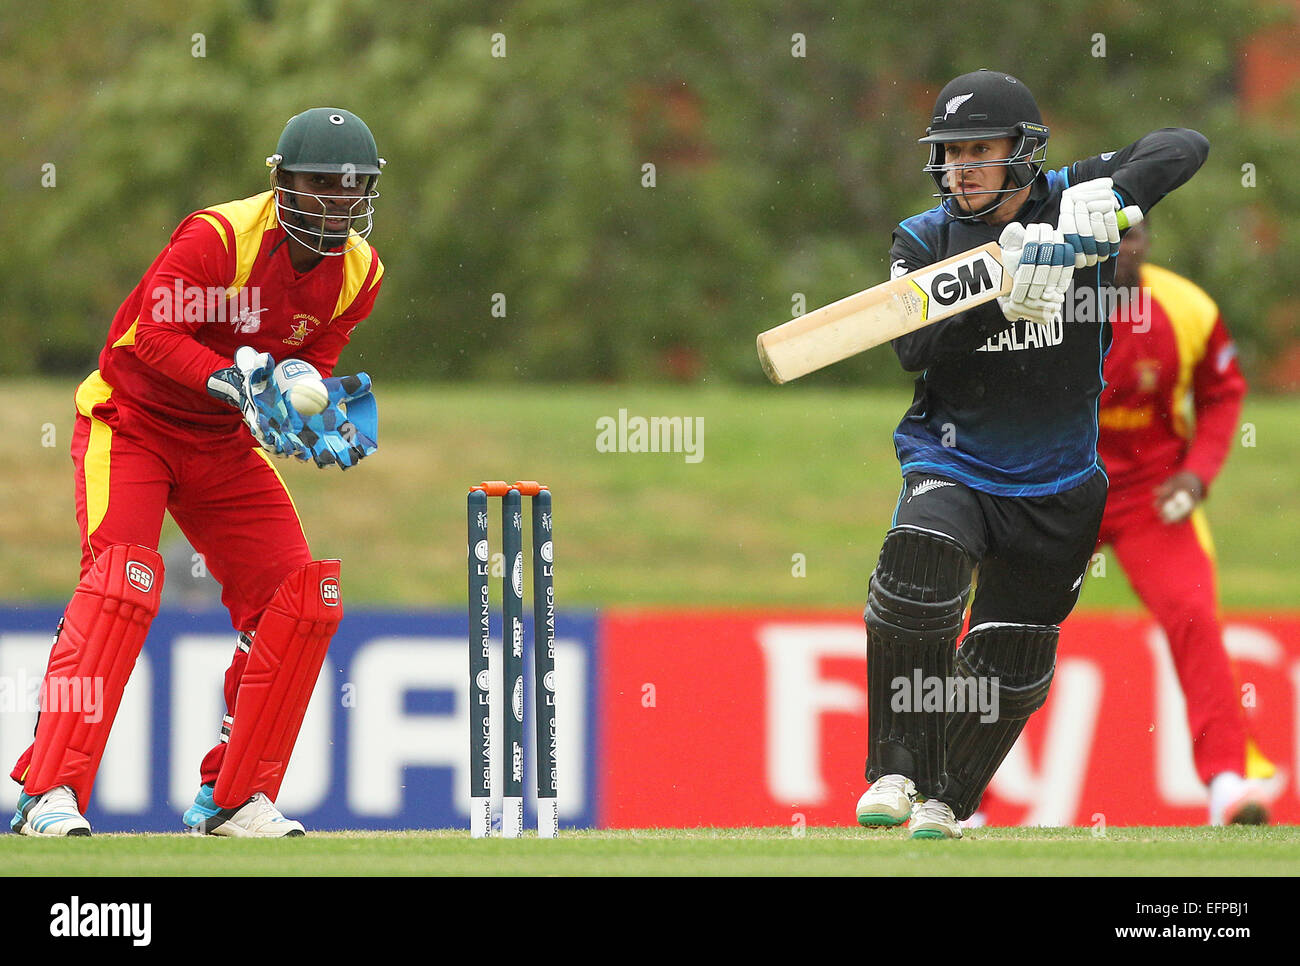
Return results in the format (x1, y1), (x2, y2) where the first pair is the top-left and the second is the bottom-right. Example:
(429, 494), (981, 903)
(99, 189), (381, 428)
(12, 190), (383, 791)
(1096, 262), (1256, 784)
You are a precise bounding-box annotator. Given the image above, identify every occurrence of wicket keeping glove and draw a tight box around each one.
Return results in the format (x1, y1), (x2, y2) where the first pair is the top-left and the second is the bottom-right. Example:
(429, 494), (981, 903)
(288, 373), (378, 470)
(207, 346), (305, 458)
(997, 222), (1075, 326)
(1058, 177), (1124, 268)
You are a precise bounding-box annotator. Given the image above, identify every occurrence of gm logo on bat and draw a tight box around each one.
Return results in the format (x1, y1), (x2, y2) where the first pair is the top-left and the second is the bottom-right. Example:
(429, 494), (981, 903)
(909, 250), (1004, 320)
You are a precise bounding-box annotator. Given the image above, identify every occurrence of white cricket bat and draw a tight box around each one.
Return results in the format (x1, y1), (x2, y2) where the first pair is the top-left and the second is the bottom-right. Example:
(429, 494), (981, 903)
(757, 206), (1142, 384)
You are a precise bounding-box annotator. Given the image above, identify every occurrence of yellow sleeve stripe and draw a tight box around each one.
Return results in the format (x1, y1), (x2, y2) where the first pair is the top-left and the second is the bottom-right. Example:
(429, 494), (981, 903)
(74, 371), (116, 538)
(333, 238), (378, 320)
(111, 316), (140, 349)
(1143, 263), (1219, 440)
(195, 213), (230, 252)
(200, 191), (278, 297)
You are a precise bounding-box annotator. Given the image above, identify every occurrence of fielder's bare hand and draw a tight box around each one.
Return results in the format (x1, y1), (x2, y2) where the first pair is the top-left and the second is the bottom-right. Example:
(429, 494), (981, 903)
(1154, 470), (1205, 524)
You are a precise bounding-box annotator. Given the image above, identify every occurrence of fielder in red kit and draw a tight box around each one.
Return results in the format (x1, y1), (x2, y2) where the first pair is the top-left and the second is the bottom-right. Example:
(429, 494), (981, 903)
(1098, 219), (1273, 824)
(10, 108), (385, 837)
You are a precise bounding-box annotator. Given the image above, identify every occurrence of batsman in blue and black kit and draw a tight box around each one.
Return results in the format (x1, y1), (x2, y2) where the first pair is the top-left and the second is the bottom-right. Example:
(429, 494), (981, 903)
(855, 69), (1208, 838)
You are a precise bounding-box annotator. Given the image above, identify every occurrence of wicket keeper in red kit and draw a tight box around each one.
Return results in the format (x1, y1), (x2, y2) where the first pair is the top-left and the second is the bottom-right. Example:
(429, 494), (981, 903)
(10, 108), (385, 837)
(1098, 219), (1274, 824)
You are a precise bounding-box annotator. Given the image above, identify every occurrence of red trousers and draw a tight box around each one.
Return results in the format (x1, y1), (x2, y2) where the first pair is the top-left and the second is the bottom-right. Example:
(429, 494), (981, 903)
(1096, 493), (1244, 784)
(12, 372), (311, 790)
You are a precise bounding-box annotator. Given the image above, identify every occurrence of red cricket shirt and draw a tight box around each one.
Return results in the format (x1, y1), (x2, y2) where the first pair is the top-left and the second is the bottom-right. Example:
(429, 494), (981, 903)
(1098, 263), (1245, 508)
(96, 190), (384, 431)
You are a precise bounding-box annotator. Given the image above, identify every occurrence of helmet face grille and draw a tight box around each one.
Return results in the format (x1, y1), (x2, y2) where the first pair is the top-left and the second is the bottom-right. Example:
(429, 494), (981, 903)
(917, 70), (1048, 221)
(922, 133), (1048, 221)
(270, 180), (380, 256)
(267, 108), (384, 254)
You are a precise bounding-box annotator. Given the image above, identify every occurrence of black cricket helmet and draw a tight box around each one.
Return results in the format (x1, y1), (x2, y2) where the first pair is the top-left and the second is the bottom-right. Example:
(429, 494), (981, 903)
(919, 70), (1049, 220)
(266, 108), (386, 255)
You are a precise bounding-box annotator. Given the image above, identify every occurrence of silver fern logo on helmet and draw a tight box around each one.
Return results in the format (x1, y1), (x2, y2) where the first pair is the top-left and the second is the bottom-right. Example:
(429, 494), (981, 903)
(944, 93), (974, 119)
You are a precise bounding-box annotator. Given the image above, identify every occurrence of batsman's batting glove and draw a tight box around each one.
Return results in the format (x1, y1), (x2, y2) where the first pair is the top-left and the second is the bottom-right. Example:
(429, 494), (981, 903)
(1058, 177), (1124, 268)
(288, 372), (378, 470)
(207, 346), (305, 458)
(997, 222), (1075, 326)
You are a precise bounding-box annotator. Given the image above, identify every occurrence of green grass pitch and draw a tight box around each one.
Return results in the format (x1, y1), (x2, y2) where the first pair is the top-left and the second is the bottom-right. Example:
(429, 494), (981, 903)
(3, 826), (1298, 876)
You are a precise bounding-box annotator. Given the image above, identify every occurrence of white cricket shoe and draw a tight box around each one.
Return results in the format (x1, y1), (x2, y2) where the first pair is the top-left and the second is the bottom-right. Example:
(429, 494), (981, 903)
(187, 788), (305, 837)
(856, 774), (916, 827)
(908, 798), (962, 839)
(1208, 772), (1270, 826)
(11, 785), (92, 837)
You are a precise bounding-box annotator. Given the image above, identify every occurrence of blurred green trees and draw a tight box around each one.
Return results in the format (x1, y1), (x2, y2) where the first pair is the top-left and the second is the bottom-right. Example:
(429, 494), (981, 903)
(3, 0), (1294, 384)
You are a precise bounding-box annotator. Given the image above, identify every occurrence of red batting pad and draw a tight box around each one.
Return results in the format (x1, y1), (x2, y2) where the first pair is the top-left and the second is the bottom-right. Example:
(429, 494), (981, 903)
(214, 560), (342, 807)
(25, 545), (164, 806)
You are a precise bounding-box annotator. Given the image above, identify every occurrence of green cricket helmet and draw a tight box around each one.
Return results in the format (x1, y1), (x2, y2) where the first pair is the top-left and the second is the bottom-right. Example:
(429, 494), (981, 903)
(266, 108), (386, 255)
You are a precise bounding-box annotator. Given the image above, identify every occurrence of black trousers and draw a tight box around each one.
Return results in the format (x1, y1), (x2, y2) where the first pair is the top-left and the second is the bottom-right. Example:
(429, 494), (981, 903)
(890, 469), (1108, 627)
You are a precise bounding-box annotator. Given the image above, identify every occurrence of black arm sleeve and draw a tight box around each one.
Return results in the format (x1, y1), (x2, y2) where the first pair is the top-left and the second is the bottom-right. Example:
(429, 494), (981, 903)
(888, 231), (1010, 372)
(1069, 127), (1209, 213)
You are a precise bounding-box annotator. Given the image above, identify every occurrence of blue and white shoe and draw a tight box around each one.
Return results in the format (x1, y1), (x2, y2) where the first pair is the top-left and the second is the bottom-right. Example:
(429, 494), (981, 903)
(184, 783), (305, 837)
(182, 782), (220, 829)
(11, 785), (92, 837)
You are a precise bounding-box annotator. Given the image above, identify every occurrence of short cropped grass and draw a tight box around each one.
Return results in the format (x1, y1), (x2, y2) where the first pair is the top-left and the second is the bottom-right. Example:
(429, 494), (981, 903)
(3, 826), (1297, 876)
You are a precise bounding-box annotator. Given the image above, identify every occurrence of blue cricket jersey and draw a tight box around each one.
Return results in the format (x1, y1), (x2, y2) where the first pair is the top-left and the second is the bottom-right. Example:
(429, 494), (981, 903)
(889, 128), (1208, 496)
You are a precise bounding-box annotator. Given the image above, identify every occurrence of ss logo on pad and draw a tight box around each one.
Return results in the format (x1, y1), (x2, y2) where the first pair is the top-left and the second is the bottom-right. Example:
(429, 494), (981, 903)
(320, 578), (340, 606)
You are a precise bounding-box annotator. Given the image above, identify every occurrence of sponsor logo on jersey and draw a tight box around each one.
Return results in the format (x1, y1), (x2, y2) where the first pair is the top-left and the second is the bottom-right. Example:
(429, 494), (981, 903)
(1136, 359), (1160, 393)
(1098, 404), (1154, 431)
